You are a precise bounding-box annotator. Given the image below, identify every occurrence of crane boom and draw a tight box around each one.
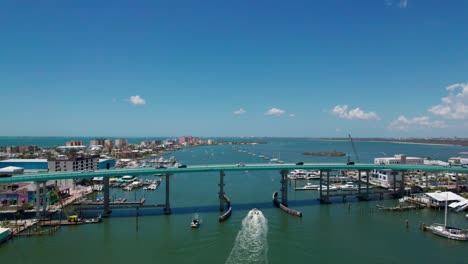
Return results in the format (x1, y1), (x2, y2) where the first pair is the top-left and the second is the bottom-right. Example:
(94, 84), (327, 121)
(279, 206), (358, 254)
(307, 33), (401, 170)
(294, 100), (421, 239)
(348, 134), (360, 163)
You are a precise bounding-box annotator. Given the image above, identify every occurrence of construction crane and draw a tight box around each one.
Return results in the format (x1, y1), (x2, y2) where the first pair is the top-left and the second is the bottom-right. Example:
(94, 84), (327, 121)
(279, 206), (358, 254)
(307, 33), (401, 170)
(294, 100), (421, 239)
(51, 187), (79, 222)
(348, 134), (360, 164)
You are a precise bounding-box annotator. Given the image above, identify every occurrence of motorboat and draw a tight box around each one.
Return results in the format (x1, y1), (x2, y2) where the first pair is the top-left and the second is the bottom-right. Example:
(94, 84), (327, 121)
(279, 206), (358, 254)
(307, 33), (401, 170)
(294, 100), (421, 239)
(190, 217), (200, 228)
(296, 183), (319, 190)
(424, 193), (468, 241)
(252, 208), (259, 215)
(339, 182), (357, 191)
(320, 185), (338, 191)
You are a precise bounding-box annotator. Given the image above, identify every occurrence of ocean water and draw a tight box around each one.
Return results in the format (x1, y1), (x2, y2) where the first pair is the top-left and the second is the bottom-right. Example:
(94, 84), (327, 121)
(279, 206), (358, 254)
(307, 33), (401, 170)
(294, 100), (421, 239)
(0, 138), (467, 264)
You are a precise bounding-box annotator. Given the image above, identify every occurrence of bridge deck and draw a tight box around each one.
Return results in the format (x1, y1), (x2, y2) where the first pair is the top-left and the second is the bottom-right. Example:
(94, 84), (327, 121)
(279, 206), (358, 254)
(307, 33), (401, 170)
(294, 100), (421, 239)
(1, 163), (467, 184)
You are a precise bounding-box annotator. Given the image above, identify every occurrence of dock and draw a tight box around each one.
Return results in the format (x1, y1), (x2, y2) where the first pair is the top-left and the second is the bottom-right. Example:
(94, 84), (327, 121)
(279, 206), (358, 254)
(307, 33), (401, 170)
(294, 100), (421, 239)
(376, 204), (419, 211)
(73, 198), (145, 207)
(39, 216), (102, 226)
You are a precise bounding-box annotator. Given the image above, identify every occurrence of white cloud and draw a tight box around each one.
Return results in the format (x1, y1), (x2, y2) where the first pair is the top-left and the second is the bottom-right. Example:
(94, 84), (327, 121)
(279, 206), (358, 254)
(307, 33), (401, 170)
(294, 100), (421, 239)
(233, 108), (246, 115)
(428, 83), (468, 120)
(385, 0), (408, 8)
(389, 115), (446, 130)
(289, 114), (295, 117)
(265, 107), (286, 116)
(129, 95), (145, 105)
(331, 105), (380, 120)
(398, 0), (408, 8)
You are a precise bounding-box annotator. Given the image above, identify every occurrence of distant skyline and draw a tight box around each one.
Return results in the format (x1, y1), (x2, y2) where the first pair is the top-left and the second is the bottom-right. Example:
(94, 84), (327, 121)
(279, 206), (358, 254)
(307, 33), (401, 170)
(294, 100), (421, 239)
(2, 1), (468, 137)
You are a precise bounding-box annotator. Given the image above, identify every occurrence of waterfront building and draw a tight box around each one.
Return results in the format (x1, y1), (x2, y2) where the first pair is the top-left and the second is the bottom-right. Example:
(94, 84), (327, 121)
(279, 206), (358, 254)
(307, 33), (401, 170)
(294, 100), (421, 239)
(48, 155), (99, 172)
(179, 136), (194, 145)
(374, 154), (424, 165)
(448, 152), (468, 166)
(66, 140), (84, 146)
(114, 138), (128, 148)
(48, 155), (99, 190)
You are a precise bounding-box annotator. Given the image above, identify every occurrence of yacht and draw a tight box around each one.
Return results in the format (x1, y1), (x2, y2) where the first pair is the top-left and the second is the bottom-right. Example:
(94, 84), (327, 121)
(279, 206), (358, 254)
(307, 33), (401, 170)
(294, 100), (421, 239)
(424, 193), (468, 241)
(296, 183), (320, 190)
(340, 182), (357, 191)
(320, 185), (338, 191)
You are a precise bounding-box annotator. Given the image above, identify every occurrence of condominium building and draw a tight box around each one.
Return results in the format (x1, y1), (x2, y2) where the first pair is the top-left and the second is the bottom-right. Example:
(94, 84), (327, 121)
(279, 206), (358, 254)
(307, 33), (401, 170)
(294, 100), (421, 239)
(90, 138), (106, 146)
(114, 139), (128, 148)
(66, 140), (84, 146)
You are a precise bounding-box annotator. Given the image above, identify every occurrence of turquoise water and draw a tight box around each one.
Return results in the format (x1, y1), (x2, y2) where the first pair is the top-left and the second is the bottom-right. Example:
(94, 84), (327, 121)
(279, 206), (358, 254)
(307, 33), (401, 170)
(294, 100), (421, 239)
(1, 139), (468, 263)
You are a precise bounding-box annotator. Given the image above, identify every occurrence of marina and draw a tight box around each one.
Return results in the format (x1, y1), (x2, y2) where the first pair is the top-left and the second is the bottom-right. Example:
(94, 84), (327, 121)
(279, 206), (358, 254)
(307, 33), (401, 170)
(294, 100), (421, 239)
(1, 138), (468, 263)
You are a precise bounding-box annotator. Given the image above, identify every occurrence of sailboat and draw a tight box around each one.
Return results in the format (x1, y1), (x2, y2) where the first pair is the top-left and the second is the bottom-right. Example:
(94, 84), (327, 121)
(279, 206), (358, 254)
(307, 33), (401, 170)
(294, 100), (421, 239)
(424, 192), (468, 241)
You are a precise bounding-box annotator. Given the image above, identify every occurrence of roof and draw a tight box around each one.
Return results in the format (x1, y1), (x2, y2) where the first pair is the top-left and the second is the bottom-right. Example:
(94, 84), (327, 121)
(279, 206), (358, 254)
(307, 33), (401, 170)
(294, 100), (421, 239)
(0, 166), (24, 173)
(425, 191), (466, 202)
(0, 159), (47, 163)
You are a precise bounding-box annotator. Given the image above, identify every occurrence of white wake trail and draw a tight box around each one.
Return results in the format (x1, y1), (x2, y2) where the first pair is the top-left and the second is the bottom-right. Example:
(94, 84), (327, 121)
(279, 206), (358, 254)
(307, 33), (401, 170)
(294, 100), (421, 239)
(225, 209), (268, 264)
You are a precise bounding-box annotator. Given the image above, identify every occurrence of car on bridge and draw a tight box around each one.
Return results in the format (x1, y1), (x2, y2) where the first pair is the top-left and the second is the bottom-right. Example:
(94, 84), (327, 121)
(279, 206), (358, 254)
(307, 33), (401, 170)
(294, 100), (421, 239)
(236, 163), (245, 167)
(296, 162), (304, 165)
(178, 165), (187, 168)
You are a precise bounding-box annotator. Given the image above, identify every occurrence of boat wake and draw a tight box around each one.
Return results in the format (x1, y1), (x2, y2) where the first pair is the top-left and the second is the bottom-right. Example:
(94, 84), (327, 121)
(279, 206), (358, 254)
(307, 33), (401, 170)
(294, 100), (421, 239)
(225, 209), (268, 264)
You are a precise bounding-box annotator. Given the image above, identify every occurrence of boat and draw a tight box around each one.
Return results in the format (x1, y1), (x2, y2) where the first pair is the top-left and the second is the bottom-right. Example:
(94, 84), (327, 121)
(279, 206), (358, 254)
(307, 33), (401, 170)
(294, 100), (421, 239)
(190, 215), (200, 228)
(296, 182), (320, 190)
(339, 182), (357, 191)
(252, 208), (259, 215)
(424, 193), (468, 241)
(320, 185), (338, 191)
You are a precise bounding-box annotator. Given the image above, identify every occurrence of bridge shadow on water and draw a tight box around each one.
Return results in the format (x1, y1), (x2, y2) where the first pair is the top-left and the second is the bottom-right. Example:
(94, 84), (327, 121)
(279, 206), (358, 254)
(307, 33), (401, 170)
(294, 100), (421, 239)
(78, 194), (389, 218)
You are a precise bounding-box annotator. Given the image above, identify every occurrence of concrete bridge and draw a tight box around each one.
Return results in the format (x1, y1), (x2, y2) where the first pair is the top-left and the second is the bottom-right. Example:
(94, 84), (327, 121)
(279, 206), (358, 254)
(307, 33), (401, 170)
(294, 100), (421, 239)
(1, 163), (467, 218)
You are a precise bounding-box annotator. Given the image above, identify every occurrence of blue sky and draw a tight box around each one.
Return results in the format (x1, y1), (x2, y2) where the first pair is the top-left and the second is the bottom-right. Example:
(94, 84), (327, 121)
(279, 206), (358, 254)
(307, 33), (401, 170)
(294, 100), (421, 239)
(2, 0), (468, 137)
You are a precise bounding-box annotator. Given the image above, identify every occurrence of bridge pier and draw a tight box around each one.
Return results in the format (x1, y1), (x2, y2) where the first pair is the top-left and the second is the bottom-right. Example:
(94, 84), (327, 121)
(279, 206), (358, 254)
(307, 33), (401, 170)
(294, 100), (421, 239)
(103, 177), (110, 217)
(366, 170), (370, 196)
(280, 170), (288, 206)
(35, 181), (46, 219)
(164, 174), (171, 214)
(319, 170), (330, 203)
(219, 171), (225, 212)
(358, 169), (362, 196)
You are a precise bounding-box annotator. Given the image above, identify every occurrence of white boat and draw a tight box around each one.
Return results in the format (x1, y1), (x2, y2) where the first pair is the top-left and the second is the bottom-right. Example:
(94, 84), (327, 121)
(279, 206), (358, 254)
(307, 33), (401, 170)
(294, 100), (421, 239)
(424, 193), (468, 241)
(320, 185), (338, 191)
(339, 182), (357, 191)
(296, 183), (320, 190)
(190, 215), (200, 228)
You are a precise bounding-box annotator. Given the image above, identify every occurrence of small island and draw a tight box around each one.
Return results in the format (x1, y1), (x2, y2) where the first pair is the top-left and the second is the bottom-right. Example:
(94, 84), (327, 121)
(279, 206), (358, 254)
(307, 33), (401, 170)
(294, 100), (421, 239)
(303, 151), (346, 156)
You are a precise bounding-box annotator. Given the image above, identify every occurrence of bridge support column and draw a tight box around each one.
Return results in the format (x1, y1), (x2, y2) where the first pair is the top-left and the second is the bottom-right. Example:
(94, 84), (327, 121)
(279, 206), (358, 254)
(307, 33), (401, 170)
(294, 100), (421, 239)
(358, 170), (362, 196)
(326, 171), (330, 200)
(392, 171), (397, 192)
(366, 170), (370, 200)
(319, 170), (323, 201)
(425, 173), (428, 190)
(103, 177), (110, 217)
(280, 170), (288, 207)
(399, 171), (405, 195)
(164, 174), (171, 214)
(219, 171), (225, 212)
(455, 173), (459, 193)
(35, 181), (45, 219)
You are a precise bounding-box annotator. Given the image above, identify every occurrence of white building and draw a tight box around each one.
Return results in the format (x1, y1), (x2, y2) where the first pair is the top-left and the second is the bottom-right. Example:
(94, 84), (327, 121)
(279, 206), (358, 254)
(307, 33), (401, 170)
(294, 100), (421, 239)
(114, 139), (128, 148)
(48, 155), (99, 189)
(372, 154), (423, 188)
(374, 154), (424, 165)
